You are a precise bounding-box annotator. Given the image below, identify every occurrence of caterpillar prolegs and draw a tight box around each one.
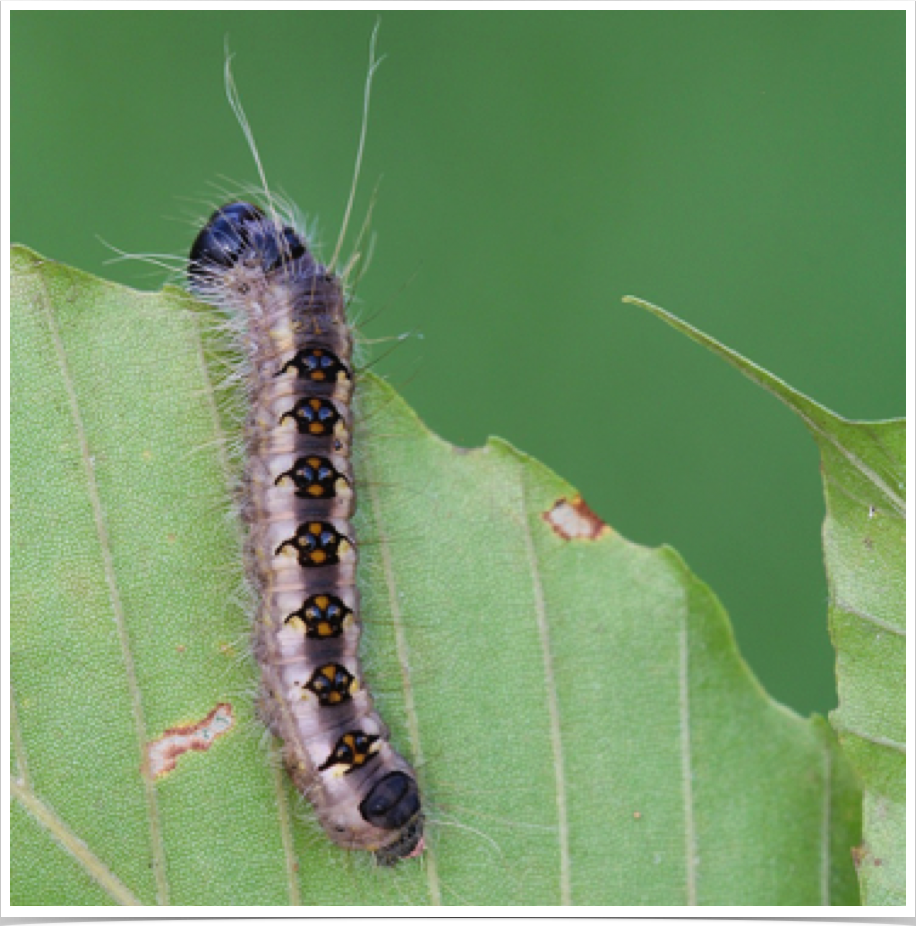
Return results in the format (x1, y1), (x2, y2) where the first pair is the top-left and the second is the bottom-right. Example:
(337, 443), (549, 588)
(188, 201), (424, 865)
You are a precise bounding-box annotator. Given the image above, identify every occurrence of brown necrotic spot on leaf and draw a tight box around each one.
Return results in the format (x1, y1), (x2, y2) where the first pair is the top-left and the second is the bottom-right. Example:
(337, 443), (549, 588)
(542, 495), (611, 541)
(147, 702), (234, 778)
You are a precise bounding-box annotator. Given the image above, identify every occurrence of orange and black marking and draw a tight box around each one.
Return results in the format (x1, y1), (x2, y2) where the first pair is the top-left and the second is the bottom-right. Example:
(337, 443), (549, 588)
(275, 521), (350, 567)
(319, 731), (380, 773)
(285, 593), (352, 638)
(189, 201), (424, 865)
(280, 347), (351, 384)
(305, 663), (356, 706)
(276, 455), (350, 500)
(280, 396), (344, 437)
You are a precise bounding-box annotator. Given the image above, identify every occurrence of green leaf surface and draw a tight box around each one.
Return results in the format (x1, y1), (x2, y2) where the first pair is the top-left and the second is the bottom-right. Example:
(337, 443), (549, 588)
(11, 246), (861, 907)
(624, 296), (905, 907)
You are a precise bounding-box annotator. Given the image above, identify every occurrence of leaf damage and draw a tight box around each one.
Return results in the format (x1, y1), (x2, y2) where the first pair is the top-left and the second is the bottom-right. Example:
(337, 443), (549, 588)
(542, 495), (611, 541)
(147, 703), (234, 778)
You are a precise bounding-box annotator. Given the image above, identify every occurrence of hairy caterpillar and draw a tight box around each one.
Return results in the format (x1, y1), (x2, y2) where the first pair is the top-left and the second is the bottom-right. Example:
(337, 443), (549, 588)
(186, 52), (424, 867)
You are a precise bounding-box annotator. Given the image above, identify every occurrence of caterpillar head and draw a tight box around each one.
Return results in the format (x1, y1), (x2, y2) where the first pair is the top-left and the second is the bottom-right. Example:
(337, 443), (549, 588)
(360, 771), (425, 866)
(188, 200), (307, 290)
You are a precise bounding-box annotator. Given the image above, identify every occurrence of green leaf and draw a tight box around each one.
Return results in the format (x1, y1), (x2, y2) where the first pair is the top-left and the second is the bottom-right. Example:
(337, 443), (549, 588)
(11, 246), (860, 906)
(624, 296), (904, 907)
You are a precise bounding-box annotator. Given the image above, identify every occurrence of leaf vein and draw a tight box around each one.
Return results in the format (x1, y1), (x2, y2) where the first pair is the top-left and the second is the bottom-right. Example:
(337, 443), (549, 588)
(10, 684), (30, 788)
(679, 608), (697, 905)
(840, 728), (905, 754)
(270, 751), (302, 905)
(820, 734), (831, 906)
(833, 599), (905, 638)
(12, 780), (143, 906)
(365, 455), (442, 905)
(518, 479), (571, 905)
(36, 272), (170, 905)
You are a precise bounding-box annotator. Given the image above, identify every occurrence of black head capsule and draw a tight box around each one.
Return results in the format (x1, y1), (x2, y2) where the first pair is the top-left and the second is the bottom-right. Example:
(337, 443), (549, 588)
(359, 771), (425, 865)
(188, 200), (307, 290)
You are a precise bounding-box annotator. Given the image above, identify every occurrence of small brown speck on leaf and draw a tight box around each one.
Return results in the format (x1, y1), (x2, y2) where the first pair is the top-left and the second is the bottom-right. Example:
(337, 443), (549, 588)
(543, 495), (611, 541)
(147, 703), (234, 778)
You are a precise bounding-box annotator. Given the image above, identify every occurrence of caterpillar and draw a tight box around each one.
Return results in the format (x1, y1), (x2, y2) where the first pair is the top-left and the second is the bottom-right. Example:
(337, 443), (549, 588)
(185, 78), (424, 862)
(188, 203), (424, 866)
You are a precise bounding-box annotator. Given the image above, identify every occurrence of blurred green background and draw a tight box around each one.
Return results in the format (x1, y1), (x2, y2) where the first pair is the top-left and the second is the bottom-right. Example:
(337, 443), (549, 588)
(12, 11), (903, 717)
